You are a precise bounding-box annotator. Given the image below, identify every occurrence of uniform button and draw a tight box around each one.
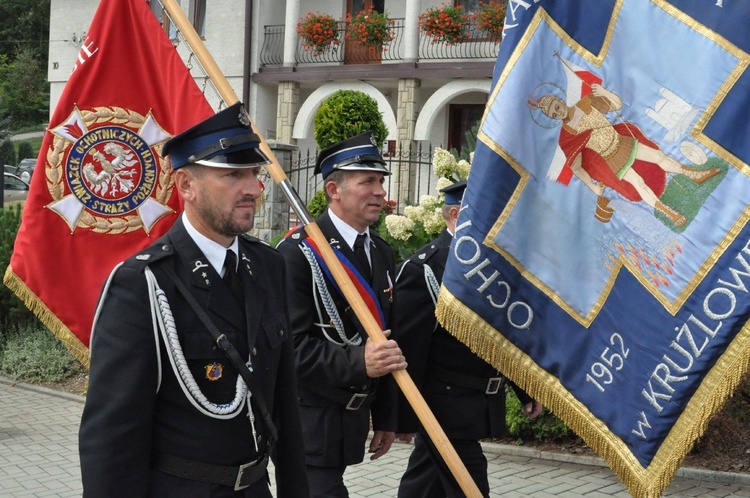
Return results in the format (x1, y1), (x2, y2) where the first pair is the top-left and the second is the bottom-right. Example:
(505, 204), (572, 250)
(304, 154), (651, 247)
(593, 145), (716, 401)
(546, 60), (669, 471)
(277, 329), (284, 337)
(251, 348), (257, 356)
(161, 244), (170, 252)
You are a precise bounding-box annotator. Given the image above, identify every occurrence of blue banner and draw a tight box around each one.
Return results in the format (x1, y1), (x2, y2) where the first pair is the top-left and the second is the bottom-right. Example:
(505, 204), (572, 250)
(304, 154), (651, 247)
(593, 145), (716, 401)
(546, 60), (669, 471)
(436, 1), (750, 496)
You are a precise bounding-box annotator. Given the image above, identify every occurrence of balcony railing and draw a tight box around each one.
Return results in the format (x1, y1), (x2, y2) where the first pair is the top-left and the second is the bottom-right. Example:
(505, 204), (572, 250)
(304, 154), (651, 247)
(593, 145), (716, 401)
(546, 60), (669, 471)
(259, 17), (500, 67)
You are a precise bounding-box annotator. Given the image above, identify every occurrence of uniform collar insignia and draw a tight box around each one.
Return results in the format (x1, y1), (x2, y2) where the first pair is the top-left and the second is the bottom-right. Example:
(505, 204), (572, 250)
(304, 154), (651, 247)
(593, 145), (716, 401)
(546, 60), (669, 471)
(292, 233), (300, 240)
(419, 253), (427, 260)
(136, 254), (151, 260)
(188, 258), (212, 286)
(191, 259), (210, 273)
(240, 253), (253, 277)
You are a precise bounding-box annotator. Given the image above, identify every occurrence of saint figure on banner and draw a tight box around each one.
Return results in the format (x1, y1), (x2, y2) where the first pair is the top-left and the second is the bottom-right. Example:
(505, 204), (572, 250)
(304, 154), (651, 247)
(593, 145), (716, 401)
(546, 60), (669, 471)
(528, 81), (722, 228)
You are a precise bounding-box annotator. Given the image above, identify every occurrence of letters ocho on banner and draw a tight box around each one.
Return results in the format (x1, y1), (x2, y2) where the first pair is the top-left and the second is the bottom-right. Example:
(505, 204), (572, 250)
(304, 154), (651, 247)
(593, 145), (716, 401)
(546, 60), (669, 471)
(3, 0), (214, 366)
(436, 1), (750, 497)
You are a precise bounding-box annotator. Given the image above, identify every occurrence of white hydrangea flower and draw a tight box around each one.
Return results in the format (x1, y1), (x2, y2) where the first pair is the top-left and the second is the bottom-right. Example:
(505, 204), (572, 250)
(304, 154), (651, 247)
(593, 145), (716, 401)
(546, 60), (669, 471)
(422, 208), (446, 235)
(404, 204), (425, 222)
(385, 214), (414, 241)
(419, 194), (440, 211)
(432, 147), (457, 177)
(457, 159), (471, 180)
(436, 177), (453, 195)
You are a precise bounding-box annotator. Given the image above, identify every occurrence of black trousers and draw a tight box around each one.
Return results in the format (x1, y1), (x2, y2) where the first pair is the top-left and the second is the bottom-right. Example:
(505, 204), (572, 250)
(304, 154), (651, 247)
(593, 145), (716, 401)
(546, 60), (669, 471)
(307, 464), (348, 498)
(398, 433), (490, 498)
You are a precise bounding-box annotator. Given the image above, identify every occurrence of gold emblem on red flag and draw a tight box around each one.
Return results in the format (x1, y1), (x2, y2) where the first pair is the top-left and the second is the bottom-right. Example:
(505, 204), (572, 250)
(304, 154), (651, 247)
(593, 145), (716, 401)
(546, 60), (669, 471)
(46, 105), (175, 234)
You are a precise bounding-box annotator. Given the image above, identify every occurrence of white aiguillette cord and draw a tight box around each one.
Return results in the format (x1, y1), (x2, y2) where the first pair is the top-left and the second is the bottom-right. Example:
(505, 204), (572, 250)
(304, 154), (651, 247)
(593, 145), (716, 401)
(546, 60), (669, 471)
(159, 264), (278, 447)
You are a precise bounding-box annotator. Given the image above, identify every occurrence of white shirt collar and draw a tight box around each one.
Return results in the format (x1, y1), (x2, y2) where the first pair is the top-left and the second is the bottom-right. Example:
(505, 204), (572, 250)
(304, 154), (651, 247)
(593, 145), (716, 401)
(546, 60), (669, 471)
(182, 212), (239, 275)
(328, 208), (369, 251)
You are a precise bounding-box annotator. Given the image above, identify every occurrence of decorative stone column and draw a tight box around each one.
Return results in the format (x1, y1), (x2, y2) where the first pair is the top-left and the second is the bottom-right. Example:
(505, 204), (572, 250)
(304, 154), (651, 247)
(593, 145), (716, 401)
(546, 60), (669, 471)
(283, 0), (300, 67)
(250, 141), (298, 244)
(394, 78), (420, 210)
(276, 81), (300, 145)
(403, 0), (421, 63)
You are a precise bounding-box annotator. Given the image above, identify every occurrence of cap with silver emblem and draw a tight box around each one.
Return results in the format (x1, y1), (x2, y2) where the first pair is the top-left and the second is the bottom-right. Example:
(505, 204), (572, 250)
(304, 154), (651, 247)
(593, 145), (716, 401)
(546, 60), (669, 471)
(314, 130), (390, 180)
(161, 102), (271, 170)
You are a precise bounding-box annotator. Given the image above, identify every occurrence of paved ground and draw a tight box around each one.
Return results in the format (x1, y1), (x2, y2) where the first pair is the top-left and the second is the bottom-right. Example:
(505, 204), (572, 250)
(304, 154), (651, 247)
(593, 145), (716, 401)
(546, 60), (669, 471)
(1, 379), (749, 497)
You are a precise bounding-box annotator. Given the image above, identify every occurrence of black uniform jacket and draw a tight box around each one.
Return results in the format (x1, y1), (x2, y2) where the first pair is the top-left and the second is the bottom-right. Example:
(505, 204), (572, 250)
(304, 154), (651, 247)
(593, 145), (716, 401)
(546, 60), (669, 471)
(394, 229), (531, 439)
(277, 211), (397, 467)
(79, 217), (309, 497)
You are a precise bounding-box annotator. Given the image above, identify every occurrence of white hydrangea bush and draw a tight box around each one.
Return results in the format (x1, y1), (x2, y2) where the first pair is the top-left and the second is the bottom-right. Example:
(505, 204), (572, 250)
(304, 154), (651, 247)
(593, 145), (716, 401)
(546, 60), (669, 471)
(384, 146), (472, 261)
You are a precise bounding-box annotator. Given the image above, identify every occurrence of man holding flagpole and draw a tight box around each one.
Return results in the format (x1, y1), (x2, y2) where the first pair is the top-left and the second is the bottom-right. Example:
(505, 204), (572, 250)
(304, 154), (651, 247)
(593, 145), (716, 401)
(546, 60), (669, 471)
(277, 131), (407, 497)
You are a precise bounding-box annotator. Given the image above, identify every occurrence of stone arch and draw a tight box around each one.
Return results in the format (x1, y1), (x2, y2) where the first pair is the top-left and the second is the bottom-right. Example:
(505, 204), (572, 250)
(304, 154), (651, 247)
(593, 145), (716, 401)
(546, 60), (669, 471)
(292, 82), (397, 140)
(413, 80), (491, 141)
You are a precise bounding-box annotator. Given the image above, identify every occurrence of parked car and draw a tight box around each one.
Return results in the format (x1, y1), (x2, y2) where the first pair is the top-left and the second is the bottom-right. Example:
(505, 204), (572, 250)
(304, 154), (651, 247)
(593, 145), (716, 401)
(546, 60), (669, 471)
(16, 158), (36, 182)
(3, 172), (30, 205)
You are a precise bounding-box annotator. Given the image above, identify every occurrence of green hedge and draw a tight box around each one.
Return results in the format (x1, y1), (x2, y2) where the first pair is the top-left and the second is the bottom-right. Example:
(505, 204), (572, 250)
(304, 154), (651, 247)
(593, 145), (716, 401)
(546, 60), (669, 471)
(0, 204), (36, 334)
(505, 389), (572, 442)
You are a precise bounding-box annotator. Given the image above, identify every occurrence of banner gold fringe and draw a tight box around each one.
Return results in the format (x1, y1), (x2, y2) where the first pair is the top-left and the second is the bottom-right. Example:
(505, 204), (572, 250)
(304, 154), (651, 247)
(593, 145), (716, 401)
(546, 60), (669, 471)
(3, 265), (91, 369)
(436, 288), (750, 498)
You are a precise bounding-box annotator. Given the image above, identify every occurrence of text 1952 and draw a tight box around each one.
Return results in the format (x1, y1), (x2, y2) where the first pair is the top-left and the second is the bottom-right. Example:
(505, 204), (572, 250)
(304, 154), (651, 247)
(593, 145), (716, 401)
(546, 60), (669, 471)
(586, 333), (630, 393)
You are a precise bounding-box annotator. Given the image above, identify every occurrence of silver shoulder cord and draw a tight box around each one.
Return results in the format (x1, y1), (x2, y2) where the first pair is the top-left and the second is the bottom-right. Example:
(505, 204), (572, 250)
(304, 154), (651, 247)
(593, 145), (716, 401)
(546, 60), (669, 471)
(300, 243), (362, 346)
(423, 264), (441, 332)
(144, 266), (250, 420)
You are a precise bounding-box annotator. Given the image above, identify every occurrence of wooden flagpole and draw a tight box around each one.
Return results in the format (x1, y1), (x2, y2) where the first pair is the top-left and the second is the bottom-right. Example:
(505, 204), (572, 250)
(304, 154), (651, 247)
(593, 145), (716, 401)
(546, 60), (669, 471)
(159, 1), (481, 495)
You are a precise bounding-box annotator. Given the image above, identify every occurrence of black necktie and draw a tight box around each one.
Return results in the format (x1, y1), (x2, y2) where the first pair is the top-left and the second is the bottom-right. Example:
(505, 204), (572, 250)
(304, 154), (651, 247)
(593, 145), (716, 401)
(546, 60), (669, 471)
(223, 250), (244, 308)
(353, 233), (371, 283)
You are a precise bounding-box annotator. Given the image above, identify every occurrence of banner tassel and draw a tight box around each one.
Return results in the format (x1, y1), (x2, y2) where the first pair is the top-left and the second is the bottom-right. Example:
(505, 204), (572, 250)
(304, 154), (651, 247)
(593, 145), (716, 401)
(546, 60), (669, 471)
(436, 289), (750, 498)
(3, 266), (90, 368)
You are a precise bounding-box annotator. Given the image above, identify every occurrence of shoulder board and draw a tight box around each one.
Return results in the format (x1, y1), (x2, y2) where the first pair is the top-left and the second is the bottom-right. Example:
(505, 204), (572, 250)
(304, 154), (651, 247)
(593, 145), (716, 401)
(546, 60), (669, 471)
(124, 241), (175, 271)
(407, 242), (440, 265)
(277, 225), (308, 247)
(240, 233), (270, 246)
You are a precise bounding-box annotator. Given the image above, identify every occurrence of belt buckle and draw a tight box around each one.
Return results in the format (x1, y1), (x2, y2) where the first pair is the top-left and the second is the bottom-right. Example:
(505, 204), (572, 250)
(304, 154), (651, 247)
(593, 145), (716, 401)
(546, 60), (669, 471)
(234, 458), (259, 491)
(345, 392), (367, 410)
(219, 137), (230, 150)
(486, 377), (503, 395)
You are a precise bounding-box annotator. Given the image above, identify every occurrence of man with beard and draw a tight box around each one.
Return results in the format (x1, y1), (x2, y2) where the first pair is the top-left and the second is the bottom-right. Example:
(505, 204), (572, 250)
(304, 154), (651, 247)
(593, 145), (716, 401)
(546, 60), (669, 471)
(79, 103), (309, 497)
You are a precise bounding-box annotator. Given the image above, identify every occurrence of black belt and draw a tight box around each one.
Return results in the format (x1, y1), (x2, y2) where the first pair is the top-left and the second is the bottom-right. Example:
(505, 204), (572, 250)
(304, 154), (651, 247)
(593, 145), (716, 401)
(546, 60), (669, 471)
(429, 365), (506, 394)
(152, 452), (269, 491)
(304, 383), (375, 410)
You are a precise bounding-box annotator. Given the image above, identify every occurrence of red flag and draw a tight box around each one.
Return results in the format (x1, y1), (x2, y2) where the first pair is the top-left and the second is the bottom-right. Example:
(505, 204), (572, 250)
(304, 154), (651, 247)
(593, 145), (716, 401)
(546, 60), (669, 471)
(3, 0), (214, 366)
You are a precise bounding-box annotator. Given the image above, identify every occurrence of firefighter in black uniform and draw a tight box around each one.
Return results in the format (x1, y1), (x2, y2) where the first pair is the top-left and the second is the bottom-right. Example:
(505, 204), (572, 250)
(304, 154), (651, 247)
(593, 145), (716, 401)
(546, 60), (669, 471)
(79, 103), (309, 497)
(394, 180), (543, 498)
(277, 131), (407, 497)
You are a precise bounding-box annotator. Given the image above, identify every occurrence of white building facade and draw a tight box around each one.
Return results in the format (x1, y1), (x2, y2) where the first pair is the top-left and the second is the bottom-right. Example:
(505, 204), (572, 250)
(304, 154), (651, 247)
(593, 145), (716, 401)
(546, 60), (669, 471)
(48, 0), (501, 239)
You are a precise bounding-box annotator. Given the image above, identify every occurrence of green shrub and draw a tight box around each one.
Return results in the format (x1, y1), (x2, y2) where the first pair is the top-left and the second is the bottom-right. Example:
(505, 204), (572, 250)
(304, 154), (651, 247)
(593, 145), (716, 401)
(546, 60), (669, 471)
(0, 324), (80, 383)
(16, 141), (34, 162)
(0, 203), (36, 332)
(0, 138), (15, 166)
(505, 389), (572, 442)
(307, 188), (327, 219)
(313, 90), (388, 149)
